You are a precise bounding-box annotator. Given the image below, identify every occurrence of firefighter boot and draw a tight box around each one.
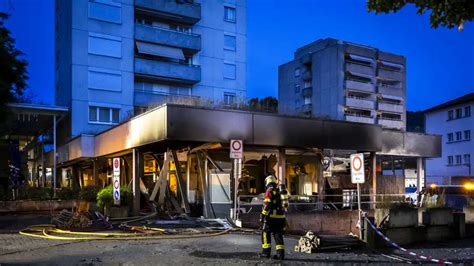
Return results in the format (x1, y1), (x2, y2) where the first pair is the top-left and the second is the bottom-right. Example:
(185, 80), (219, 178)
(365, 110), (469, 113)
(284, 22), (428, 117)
(272, 249), (284, 260)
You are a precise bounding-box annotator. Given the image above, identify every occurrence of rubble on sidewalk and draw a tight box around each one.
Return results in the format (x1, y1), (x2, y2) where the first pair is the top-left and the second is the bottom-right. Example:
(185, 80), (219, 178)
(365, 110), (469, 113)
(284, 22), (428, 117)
(51, 209), (112, 230)
(294, 231), (361, 253)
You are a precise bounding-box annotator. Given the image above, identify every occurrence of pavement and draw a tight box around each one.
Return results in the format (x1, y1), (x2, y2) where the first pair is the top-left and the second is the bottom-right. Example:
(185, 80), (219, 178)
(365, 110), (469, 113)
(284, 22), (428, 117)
(0, 214), (474, 265)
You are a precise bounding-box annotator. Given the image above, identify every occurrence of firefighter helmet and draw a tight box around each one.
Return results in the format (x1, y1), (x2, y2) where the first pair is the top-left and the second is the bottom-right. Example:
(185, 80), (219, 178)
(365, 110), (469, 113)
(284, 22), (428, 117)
(265, 175), (277, 187)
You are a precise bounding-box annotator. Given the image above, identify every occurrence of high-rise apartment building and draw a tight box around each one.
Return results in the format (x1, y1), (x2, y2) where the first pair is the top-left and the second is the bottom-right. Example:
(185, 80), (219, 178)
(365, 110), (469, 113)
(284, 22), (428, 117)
(278, 38), (406, 130)
(55, 0), (247, 139)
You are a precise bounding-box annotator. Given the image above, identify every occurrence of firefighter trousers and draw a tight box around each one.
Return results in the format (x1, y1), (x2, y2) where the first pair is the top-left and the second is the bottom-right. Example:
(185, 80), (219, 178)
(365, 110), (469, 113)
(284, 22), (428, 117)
(261, 217), (285, 255)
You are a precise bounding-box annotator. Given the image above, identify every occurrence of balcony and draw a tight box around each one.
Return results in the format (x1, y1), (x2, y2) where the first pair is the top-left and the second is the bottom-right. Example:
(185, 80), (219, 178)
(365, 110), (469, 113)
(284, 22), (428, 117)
(135, 24), (200, 52)
(378, 118), (405, 130)
(302, 70), (312, 81)
(378, 85), (404, 97)
(135, 0), (201, 24)
(302, 103), (312, 113)
(134, 90), (200, 107)
(345, 62), (373, 76)
(346, 97), (375, 110)
(378, 102), (404, 113)
(345, 115), (375, 124)
(345, 79), (375, 93)
(302, 87), (312, 98)
(377, 68), (403, 82)
(135, 58), (201, 84)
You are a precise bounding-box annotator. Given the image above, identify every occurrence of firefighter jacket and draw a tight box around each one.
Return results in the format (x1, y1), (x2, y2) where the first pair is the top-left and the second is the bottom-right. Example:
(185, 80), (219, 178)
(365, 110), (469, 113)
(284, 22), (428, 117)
(261, 186), (286, 219)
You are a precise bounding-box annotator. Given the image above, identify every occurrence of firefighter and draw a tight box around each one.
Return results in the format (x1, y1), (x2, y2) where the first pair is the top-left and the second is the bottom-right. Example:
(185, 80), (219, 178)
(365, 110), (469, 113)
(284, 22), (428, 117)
(259, 175), (286, 260)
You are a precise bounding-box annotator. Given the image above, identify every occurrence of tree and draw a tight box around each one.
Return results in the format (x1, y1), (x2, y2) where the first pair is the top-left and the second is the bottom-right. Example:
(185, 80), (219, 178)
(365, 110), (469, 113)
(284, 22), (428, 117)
(367, 0), (474, 30)
(0, 12), (28, 123)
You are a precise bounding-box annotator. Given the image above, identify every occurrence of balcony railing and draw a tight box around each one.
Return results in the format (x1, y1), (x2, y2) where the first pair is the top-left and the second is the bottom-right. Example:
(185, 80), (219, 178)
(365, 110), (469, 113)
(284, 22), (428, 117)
(134, 57), (201, 84)
(345, 114), (375, 124)
(345, 79), (375, 93)
(135, 0), (201, 24)
(134, 90), (200, 107)
(378, 118), (405, 129)
(346, 97), (375, 110)
(135, 24), (201, 52)
(378, 101), (404, 113)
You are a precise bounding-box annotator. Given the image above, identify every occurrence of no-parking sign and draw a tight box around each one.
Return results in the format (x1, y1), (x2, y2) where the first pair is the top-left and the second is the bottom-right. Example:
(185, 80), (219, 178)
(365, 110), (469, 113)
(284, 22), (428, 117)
(350, 153), (365, 184)
(113, 157), (120, 205)
(229, 139), (243, 159)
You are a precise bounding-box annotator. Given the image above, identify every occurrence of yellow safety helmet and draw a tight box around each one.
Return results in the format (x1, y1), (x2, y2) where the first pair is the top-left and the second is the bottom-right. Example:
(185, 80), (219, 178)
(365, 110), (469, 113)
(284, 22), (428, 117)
(265, 175), (277, 187)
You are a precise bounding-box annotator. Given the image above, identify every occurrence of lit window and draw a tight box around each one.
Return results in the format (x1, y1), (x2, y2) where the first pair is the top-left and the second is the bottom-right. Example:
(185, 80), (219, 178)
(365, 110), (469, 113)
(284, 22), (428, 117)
(456, 108), (462, 119)
(295, 84), (300, 93)
(464, 154), (471, 165)
(456, 155), (462, 165)
(224, 93), (236, 106)
(447, 156), (453, 165)
(448, 110), (453, 120)
(465, 106), (471, 117)
(224, 35), (236, 51)
(294, 68), (300, 77)
(89, 106), (120, 124)
(224, 63), (236, 79)
(447, 133), (453, 142)
(456, 131), (462, 141)
(224, 6), (236, 22)
(465, 130), (471, 140)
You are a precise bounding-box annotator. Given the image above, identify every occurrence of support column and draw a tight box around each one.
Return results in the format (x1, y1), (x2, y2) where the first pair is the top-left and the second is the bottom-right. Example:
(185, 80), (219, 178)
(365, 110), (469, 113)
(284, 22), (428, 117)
(416, 157), (423, 193)
(371, 152), (377, 209)
(53, 114), (57, 197)
(277, 148), (286, 185)
(316, 151), (324, 210)
(132, 149), (142, 216)
(93, 159), (99, 187)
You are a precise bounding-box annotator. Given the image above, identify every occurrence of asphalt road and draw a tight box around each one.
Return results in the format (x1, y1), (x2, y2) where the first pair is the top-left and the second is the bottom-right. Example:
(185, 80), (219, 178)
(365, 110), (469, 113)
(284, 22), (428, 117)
(1, 231), (474, 265)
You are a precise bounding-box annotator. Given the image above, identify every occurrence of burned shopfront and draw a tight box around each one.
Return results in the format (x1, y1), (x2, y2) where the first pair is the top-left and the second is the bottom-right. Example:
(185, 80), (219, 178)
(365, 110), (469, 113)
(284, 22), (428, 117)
(57, 104), (441, 223)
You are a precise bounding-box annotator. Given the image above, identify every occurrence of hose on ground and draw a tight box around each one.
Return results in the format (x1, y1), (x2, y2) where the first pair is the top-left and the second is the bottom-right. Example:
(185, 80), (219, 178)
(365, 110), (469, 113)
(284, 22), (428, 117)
(19, 224), (233, 241)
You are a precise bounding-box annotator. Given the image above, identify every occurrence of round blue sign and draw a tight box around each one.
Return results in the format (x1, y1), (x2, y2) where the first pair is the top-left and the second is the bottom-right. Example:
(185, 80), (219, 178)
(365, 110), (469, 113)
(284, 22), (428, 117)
(114, 190), (120, 200)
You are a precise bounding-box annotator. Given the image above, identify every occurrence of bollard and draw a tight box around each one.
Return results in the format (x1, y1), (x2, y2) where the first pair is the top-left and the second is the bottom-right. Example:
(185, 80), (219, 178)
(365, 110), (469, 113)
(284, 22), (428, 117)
(453, 212), (466, 239)
(363, 216), (377, 249)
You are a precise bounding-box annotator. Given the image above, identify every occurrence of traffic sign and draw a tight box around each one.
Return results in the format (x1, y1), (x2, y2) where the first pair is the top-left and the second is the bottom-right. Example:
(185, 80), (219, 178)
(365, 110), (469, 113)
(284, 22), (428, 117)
(229, 139), (243, 159)
(350, 153), (365, 184)
(113, 157), (121, 205)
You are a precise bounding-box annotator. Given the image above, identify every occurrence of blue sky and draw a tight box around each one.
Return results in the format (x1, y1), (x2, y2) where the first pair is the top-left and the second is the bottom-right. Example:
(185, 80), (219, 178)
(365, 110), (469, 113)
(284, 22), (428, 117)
(1, 0), (473, 111)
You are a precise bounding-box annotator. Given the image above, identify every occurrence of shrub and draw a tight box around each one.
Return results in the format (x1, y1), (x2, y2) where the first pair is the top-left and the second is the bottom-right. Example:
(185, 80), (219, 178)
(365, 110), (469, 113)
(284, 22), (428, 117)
(56, 187), (78, 200)
(0, 186), (10, 201)
(79, 186), (101, 202)
(18, 187), (51, 200)
(96, 185), (133, 210)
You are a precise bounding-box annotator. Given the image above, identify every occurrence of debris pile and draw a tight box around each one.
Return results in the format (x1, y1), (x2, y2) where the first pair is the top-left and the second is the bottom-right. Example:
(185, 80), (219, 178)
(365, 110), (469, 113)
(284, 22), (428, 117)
(52, 209), (112, 230)
(294, 231), (360, 253)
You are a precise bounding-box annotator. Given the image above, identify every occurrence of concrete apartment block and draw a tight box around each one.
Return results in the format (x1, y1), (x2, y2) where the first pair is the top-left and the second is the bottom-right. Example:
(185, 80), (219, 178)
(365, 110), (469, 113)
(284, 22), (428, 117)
(278, 38), (407, 131)
(56, 0), (247, 140)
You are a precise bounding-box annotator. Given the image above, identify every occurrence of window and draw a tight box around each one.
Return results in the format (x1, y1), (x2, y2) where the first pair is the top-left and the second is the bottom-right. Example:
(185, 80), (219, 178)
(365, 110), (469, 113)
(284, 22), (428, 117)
(224, 93), (236, 106)
(295, 84), (300, 93)
(456, 131), (462, 141)
(223, 63), (236, 79)
(89, 106), (120, 124)
(88, 1), (122, 24)
(448, 110), (454, 120)
(465, 130), (471, 141)
(88, 67), (121, 91)
(456, 155), (462, 165)
(464, 154), (471, 165)
(224, 35), (236, 51)
(88, 33), (121, 58)
(294, 68), (301, 77)
(224, 6), (236, 22)
(465, 106), (471, 117)
(304, 97), (311, 104)
(447, 133), (453, 142)
(448, 156), (453, 165)
(456, 108), (462, 119)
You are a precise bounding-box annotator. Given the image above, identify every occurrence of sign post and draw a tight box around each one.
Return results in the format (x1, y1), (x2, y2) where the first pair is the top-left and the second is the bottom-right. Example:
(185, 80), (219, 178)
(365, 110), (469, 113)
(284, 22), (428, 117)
(230, 140), (243, 221)
(113, 157), (121, 206)
(350, 153), (365, 238)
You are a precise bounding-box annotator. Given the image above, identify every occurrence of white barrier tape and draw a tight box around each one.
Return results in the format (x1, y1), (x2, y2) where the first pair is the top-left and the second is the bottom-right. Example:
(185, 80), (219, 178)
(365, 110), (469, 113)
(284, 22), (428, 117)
(363, 215), (453, 265)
